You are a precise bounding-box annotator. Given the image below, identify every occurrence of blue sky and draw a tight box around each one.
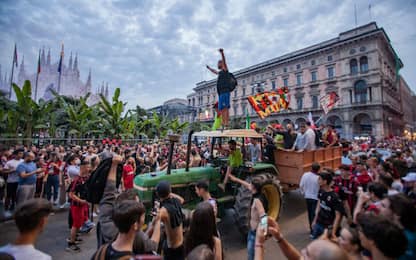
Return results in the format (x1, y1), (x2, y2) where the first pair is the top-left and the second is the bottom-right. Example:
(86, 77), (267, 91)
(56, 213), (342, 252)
(0, 0), (415, 109)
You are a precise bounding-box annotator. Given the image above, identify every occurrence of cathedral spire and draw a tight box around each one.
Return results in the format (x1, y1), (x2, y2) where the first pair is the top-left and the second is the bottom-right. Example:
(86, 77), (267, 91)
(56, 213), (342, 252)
(18, 56), (26, 82)
(86, 68), (91, 92)
(105, 82), (109, 99)
(41, 47), (46, 65)
(73, 53), (79, 78)
(0, 65), (2, 84)
(68, 52), (73, 70)
(101, 81), (104, 95)
(47, 48), (51, 66)
(73, 53), (78, 71)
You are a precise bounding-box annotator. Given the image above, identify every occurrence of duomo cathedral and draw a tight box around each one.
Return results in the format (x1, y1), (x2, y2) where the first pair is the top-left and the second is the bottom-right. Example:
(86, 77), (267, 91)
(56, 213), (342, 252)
(0, 47), (108, 105)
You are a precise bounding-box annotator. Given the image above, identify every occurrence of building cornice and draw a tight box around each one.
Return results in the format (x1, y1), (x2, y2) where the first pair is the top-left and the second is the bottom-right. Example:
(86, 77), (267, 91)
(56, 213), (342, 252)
(193, 22), (400, 92)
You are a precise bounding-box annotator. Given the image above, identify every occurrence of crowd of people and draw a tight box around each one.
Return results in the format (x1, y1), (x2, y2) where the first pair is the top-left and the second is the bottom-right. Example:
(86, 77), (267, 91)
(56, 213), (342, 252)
(0, 124), (415, 260)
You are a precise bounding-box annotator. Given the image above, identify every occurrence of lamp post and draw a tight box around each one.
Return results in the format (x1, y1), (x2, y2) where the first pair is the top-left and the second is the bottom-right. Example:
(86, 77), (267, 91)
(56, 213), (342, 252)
(388, 117), (392, 136)
(166, 134), (181, 175)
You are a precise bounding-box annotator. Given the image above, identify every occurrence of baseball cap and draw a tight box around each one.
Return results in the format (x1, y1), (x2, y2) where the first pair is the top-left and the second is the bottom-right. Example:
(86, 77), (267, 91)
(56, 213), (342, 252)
(402, 172), (416, 182)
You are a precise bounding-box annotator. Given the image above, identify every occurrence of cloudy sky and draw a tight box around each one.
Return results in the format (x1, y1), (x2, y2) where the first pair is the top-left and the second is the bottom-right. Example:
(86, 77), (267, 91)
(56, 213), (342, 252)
(0, 0), (415, 109)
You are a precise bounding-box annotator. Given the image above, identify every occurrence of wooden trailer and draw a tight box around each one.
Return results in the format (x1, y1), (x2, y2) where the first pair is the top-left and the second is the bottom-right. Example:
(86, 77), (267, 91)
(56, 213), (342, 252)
(274, 147), (342, 190)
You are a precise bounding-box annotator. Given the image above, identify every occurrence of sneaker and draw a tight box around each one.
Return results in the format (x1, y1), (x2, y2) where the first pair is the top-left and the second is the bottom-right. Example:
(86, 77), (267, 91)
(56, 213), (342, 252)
(60, 202), (70, 209)
(79, 225), (93, 234)
(66, 242), (80, 252)
(66, 237), (83, 244)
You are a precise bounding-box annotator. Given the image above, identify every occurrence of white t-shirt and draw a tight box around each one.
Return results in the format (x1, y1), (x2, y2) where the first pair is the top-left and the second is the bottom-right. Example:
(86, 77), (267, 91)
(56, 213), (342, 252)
(4, 159), (23, 183)
(0, 244), (51, 260)
(299, 172), (320, 200)
(67, 165), (80, 179)
(304, 128), (317, 151)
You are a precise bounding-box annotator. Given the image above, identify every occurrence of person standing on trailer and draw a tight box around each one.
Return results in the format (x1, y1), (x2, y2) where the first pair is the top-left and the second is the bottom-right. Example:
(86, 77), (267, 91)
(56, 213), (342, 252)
(206, 48), (234, 129)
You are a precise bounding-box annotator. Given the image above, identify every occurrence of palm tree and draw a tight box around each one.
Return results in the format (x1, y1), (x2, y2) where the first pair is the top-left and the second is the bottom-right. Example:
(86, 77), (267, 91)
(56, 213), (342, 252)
(61, 93), (101, 138)
(12, 81), (42, 143)
(169, 117), (189, 134)
(99, 87), (136, 138)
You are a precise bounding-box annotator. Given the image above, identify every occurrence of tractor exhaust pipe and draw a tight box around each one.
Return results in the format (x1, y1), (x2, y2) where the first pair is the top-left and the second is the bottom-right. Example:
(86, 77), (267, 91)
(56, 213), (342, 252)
(166, 134), (181, 175)
(185, 130), (194, 172)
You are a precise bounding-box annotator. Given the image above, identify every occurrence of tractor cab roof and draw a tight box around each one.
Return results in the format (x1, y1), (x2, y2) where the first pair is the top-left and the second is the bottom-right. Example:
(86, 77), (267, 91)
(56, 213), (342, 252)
(193, 129), (263, 139)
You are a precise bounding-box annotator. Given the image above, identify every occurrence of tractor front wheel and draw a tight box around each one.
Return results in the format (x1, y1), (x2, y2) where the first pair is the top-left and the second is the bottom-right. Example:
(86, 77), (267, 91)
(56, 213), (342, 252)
(233, 172), (282, 236)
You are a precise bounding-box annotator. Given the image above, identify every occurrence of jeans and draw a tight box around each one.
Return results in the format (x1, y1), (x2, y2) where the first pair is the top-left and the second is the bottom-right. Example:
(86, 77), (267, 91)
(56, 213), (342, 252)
(45, 175), (59, 202)
(16, 184), (35, 205)
(311, 223), (325, 239)
(305, 199), (318, 231)
(5, 182), (18, 210)
(247, 229), (256, 260)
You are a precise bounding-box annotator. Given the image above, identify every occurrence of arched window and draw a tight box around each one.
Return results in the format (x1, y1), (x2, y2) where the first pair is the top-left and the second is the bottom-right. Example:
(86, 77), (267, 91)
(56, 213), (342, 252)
(360, 56), (368, 72)
(354, 80), (367, 103)
(350, 59), (358, 75)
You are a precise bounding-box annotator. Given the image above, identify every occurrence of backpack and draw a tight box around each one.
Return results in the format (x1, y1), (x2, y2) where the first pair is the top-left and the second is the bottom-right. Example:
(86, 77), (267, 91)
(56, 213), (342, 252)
(228, 72), (237, 92)
(86, 157), (113, 204)
(94, 244), (133, 260)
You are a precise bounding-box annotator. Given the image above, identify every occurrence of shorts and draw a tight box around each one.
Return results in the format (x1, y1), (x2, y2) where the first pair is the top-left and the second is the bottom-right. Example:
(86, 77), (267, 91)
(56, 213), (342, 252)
(218, 93), (230, 111)
(71, 204), (89, 229)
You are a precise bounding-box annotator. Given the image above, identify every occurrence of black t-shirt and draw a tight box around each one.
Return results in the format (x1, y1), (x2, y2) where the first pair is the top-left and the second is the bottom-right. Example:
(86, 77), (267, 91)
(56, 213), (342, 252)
(316, 190), (344, 227)
(264, 144), (276, 163)
(217, 70), (230, 94)
(91, 243), (133, 260)
(282, 131), (297, 149)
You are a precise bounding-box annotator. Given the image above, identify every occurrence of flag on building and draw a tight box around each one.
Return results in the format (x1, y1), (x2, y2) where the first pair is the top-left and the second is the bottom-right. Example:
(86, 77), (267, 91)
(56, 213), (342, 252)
(13, 44), (18, 68)
(37, 49), (41, 74)
(320, 91), (340, 114)
(57, 44), (64, 73)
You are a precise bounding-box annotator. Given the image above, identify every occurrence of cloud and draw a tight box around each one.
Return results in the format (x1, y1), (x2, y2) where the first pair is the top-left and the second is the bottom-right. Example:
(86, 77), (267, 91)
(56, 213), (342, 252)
(0, 0), (415, 109)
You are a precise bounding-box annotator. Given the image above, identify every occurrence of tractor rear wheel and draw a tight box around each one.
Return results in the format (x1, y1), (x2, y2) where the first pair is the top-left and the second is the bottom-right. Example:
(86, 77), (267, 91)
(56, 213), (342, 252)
(233, 172), (282, 236)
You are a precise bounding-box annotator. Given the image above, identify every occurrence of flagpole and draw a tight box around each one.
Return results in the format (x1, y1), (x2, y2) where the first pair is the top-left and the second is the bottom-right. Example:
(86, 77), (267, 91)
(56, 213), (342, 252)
(57, 43), (64, 94)
(35, 71), (39, 101)
(57, 69), (61, 94)
(9, 58), (15, 99)
(35, 49), (40, 102)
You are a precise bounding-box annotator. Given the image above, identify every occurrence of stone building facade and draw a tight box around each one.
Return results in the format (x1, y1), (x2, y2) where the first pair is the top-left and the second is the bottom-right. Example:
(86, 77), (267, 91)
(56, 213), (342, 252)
(148, 98), (197, 123)
(186, 22), (415, 140)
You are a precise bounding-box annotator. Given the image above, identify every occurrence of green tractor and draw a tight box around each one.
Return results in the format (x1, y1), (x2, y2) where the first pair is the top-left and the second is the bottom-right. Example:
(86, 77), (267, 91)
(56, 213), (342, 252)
(133, 129), (282, 235)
